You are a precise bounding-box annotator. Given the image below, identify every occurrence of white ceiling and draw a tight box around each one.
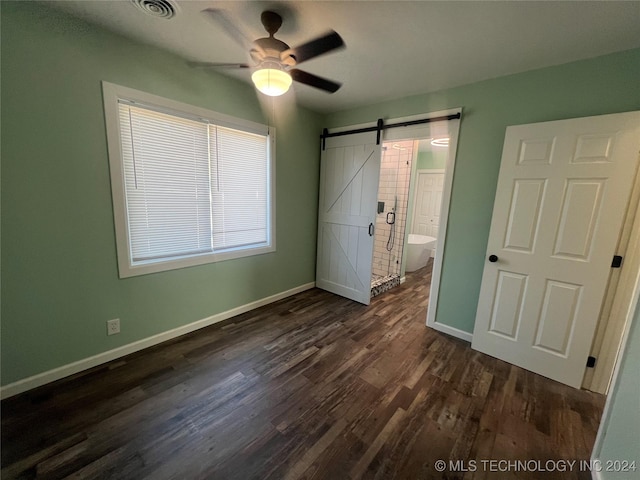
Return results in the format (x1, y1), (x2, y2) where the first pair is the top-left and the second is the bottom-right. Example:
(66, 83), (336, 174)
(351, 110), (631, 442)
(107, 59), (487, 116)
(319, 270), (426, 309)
(50, 0), (640, 114)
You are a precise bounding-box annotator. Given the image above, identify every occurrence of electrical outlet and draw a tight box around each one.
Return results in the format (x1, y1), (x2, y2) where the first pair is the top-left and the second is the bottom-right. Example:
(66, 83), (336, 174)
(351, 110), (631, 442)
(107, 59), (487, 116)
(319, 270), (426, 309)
(107, 318), (120, 336)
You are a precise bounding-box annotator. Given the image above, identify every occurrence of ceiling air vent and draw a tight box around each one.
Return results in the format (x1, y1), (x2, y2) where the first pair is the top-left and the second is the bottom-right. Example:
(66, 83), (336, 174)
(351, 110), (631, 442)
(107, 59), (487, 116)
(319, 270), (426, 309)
(131, 0), (177, 19)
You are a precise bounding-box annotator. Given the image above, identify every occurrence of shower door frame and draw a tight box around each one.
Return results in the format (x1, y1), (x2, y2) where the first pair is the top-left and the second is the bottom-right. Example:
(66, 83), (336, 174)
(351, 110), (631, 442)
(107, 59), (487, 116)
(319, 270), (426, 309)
(372, 141), (414, 284)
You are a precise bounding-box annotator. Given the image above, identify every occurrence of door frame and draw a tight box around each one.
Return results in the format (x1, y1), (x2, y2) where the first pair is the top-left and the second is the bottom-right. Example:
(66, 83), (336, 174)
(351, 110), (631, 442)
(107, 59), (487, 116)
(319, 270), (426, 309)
(324, 108), (464, 339)
(378, 109), (463, 340)
(584, 162), (640, 393)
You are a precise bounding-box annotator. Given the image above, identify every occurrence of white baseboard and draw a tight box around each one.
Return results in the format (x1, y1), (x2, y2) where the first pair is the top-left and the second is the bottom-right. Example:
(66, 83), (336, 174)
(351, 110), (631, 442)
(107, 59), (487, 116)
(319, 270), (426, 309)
(427, 321), (473, 343)
(1, 282), (316, 399)
(400, 276), (406, 284)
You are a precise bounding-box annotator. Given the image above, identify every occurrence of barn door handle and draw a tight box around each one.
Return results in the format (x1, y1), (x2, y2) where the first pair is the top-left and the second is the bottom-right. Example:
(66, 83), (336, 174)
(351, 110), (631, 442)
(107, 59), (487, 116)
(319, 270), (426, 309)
(368, 223), (374, 236)
(488, 255), (498, 262)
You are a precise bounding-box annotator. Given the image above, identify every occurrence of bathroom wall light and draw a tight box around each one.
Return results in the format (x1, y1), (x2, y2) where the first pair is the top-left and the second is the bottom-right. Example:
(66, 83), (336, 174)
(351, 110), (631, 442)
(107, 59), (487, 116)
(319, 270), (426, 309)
(431, 137), (450, 147)
(251, 64), (292, 97)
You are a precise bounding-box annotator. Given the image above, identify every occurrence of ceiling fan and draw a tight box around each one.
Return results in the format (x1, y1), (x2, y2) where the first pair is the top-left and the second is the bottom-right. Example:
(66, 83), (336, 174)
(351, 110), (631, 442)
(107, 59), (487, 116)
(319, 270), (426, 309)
(190, 9), (345, 96)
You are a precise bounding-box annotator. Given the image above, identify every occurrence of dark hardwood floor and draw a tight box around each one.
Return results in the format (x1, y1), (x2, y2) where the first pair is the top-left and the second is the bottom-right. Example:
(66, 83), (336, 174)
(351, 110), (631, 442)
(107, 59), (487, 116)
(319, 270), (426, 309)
(2, 262), (605, 479)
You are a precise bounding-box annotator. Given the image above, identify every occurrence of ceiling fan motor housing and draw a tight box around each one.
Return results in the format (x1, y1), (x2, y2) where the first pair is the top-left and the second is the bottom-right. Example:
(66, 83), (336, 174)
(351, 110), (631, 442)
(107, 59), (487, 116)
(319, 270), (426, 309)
(253, 37), (296, 66)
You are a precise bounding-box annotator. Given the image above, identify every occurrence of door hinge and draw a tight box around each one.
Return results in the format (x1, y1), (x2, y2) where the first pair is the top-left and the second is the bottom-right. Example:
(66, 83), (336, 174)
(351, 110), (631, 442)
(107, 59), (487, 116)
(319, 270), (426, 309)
(586, 356), (597, 368)
(611, 255), (623, 268)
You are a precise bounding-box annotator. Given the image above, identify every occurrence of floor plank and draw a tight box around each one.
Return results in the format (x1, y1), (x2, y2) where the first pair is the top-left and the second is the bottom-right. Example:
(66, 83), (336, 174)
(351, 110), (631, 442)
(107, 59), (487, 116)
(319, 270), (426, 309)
(1, 261), (605, 479)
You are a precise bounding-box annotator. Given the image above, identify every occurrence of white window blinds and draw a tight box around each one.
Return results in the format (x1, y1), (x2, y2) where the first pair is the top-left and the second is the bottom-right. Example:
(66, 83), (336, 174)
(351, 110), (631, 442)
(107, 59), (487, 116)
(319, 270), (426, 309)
(210, 125), (269, 250)
(118, 102), (270, 264)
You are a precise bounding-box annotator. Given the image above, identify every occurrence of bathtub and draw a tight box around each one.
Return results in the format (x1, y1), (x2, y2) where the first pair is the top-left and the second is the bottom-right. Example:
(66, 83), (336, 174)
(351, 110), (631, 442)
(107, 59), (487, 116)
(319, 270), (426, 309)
(405, 234), (437, 272)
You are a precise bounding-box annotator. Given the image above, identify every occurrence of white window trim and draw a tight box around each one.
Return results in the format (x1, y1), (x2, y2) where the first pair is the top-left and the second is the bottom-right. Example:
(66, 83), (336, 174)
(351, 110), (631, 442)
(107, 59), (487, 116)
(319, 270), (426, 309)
(102, 81), (276, 278)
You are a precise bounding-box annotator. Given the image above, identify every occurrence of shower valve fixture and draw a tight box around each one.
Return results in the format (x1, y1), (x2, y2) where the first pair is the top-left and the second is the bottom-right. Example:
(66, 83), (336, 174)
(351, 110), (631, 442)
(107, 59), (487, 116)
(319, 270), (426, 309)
(386, 212), (396, 225)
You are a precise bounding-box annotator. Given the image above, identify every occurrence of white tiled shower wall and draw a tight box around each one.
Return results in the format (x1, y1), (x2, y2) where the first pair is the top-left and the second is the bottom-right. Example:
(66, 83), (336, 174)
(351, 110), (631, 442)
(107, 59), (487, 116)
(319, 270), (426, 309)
(372, 141), (413, 279)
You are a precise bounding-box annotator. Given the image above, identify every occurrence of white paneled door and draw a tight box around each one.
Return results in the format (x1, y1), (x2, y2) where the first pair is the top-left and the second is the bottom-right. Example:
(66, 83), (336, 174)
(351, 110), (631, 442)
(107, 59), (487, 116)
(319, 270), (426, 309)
(316, 131), (381, 305)
(412, 171), (444, 237)
(472, 111), (640, 388)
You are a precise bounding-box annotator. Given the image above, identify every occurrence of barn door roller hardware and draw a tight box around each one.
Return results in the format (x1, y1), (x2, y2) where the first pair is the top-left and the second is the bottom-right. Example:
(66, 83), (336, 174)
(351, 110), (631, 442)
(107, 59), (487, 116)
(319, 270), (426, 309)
(320, 112), (461, 150)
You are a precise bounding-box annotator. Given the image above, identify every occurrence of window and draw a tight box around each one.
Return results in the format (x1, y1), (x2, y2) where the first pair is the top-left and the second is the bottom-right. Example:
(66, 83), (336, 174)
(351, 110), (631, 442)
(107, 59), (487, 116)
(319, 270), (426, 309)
(102, 82), (275, 278)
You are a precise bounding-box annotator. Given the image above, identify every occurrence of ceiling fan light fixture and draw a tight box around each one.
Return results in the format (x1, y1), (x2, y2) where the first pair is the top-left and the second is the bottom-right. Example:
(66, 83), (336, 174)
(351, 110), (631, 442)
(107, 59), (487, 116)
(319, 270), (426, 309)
(431, 137), (450, 147)
(251, 66), (292, 97)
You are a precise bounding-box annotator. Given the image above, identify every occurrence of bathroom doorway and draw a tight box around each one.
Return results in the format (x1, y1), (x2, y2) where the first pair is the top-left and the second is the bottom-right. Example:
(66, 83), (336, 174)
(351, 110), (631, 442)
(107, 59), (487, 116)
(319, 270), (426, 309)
(317, 108), (461, 308)
(404, 139), (448, 275)
(369, 110), (460, 314)
(370, 138), (448, 297)
(370, 140), (414, 297)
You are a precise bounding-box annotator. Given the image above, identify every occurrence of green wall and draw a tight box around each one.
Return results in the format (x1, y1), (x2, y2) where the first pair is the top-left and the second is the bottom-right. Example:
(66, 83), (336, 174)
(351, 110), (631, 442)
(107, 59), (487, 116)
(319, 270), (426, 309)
(416, 150), (447, 170)
(1, 2), (322, 385)
(596, 299), (640, 476)
(325, 48), (640, 333)
(3, 1), (640, 388)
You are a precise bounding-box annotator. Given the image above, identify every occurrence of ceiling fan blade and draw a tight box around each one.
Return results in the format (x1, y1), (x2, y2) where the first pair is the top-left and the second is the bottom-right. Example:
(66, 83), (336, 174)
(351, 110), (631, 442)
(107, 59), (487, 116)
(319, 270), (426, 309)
(283, 31), (344, 65)
(201, 8), (265, 58)
(201, 8), (251, 48)
(290, 69), (342, 93)
(188, 61), (251, 69)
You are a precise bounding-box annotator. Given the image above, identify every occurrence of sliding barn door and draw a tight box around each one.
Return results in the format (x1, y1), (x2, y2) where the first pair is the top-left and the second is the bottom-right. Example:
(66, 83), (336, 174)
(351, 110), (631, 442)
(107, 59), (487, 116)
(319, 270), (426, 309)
(316, 132), (381, 305)
(472, 111), (640, 388)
